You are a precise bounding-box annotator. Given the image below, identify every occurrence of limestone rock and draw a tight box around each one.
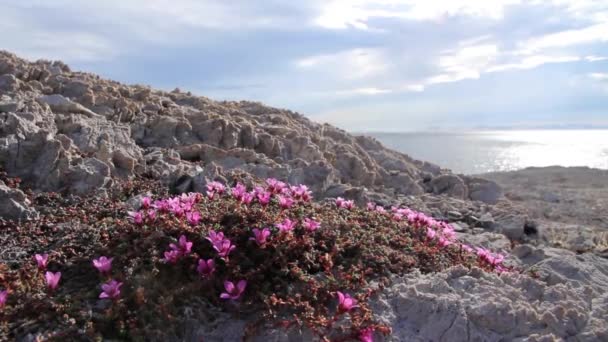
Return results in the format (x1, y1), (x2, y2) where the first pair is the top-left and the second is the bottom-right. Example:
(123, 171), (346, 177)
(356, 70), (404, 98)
(0, 181), (38, 220)
(466, 177), (503, 204)
(36, 94), (98, 117)
(429, 174), (468, 199)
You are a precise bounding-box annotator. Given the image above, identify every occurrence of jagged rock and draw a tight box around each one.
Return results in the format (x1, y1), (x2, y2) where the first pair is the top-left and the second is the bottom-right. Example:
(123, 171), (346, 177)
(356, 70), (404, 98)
(0, 74), (19, 91)
(479, 213), (496, 229)
(0, 181), (38, 220)
(370, 252), (608, 341)
(36, 94), (98, 117)
(466, 177), (503, 204)
(447, 210), (463, 221)
(494, 213), (529, 241)
(0, 95), (20, 113)
(429, 174), (468, 199)
(1, 51), (489, 205)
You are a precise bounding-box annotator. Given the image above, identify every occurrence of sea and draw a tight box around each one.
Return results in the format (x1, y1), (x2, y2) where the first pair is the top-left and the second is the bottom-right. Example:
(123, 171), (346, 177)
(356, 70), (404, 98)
(367, 130), (608, 175)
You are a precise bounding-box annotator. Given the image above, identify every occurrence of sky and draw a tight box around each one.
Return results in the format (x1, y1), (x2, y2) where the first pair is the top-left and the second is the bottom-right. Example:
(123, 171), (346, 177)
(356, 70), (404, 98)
(1, 0), (607, 132)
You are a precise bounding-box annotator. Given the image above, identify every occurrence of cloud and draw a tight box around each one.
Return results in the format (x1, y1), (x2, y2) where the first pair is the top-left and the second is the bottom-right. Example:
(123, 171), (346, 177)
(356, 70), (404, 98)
(487, 55), (581, 72)
(426, 43), (498, 84)
(518, 22), (608, 54)
(589, 73), (608, 81)
(0, 0), (607, 131)
(314, 0), (524, 30)
(336, 87), (393, 95)
(585, 55), (608, 62)
(295, 48), (389, 80)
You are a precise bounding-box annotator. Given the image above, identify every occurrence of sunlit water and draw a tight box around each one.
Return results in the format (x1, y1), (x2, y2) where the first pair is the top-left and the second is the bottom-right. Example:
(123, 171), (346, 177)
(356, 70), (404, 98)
(368, 130), (608, 174)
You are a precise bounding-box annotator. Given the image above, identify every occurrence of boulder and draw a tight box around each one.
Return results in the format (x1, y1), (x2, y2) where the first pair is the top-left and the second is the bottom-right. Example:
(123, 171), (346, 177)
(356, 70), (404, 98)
(429, 174), (468, 199)
(467, 177), (503, 204)
(36, 94), (98, 117)
(0, 182), (38, 221)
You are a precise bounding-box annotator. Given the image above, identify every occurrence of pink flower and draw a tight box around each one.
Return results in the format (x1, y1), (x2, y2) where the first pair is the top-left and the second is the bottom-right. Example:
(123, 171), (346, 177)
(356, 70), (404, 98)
(186, 211), (201, 226)
(206, 231), (225, 246)
(256, 191), (271, 206)
(34, 254), (49, 270)
(45, 271), (61, 291)
(291, 184), (312, 202)
(147, 209), (157, 221)
(214, 239), (236, 261)
(438, 236), (452, 247)
(266, 178), (286, 194)
(277, 195), (294, 209)
(141, 196), (152, 209)
(170, 235), (193, 256)
(476, 248), (505, 267)
(336, 198), (354, 209)
(171, 204), (185, 217)
(127, 211), (144, 225)
(336, 291), (358, 312)
(232, 183), (247, 201)
(335, 197), (345, 207)
(0, 290), (7, 310)
(303, 218), (321, 232)
(93, 256), (113, 274)
(99, 280), (123, 300)
(476, 247), (490, 260)
(240, 192), (254, 205)
(206, 181), (226, 196)
(392, 213), (403, 221)
(491, 253), (505, 266)
(206, 190), (217, 200)
(358, 328), (374, 342)
(461, 244), (473, 253)
(375, 206), (386, 214)
(163, 250), (180, 264)
(426, 228), (436, 240)
(153, 199), (170, 212)
(366, 202), (375, 210)
(197, 259), (216, 277)
(180, 193), (198, 205)
(439, 222), (456, 240)
(250, 228), (271, 247)
(276, 218), (296, 233)
(220, 280), (247, 300)
(343, 200), (355, 210)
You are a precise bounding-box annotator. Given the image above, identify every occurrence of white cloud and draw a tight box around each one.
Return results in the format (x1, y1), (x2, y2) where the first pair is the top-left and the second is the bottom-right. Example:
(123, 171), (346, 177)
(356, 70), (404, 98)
(585, 55), (608, 62)
(336, 87), (393, 95)
(295, 48), (389, 80)
(314, 0), (523, 30)
(518, 22), (608, 54)
(487, 55), (580, 72)
(426, 44), (498, 84)
(589, 73), (608, 81)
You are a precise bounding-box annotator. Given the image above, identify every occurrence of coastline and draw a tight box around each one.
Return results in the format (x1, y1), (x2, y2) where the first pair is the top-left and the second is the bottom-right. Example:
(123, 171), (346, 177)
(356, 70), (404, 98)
(479, 166), (608, 254)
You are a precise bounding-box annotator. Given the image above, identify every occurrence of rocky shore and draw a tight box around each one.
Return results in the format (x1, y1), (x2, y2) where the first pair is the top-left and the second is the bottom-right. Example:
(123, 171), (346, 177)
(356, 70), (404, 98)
(1, 50), (608, 341)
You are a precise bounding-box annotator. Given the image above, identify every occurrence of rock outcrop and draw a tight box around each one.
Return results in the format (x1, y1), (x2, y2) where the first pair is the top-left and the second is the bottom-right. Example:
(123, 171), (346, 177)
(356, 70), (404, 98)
(0, 50), (501, 205)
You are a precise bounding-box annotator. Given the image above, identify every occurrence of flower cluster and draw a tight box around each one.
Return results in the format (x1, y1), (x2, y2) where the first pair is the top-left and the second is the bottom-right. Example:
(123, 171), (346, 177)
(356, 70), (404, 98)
(476, 247), (507, 271)
(2, 175), (511, 341)
(367, 202), (507, 270)
(164, 235), (193, 263)
(336, 197), (355, 210)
